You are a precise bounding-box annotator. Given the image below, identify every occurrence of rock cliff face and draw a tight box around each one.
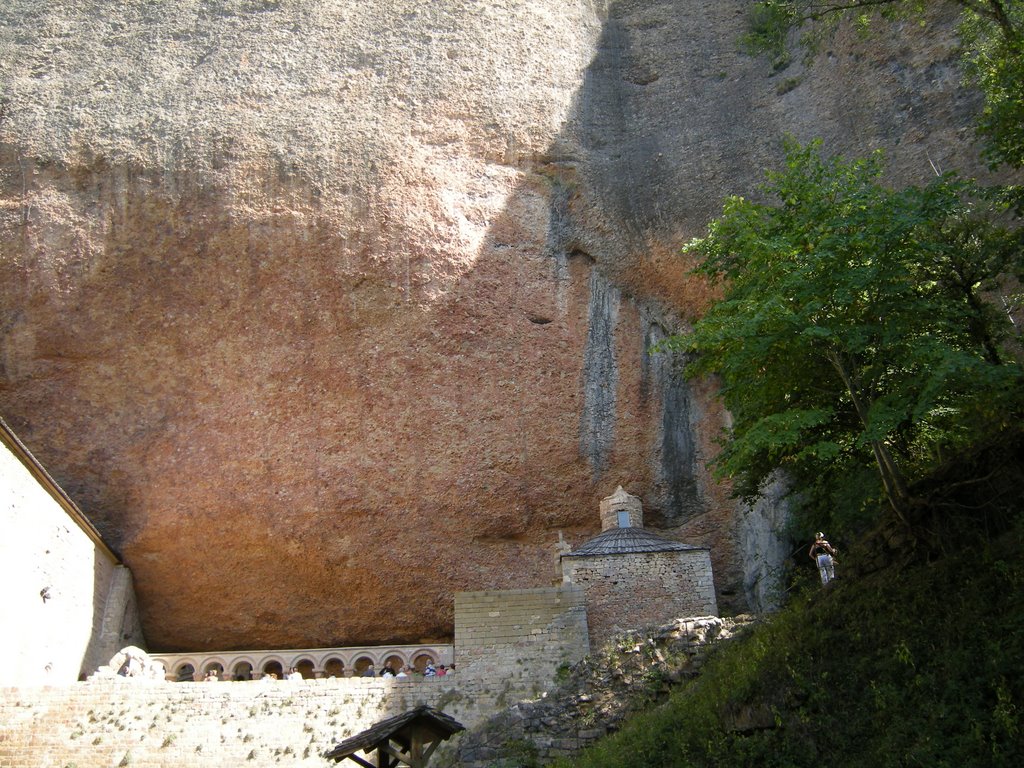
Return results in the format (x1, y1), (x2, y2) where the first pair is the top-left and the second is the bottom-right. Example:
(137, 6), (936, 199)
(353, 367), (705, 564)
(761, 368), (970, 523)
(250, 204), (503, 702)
(0, 0), (982, 650)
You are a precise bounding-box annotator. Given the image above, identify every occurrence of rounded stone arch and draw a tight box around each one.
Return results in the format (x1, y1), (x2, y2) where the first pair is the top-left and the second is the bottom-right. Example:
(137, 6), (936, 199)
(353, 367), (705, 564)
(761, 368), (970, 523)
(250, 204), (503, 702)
(174, 661), (197, 682)
(410, 649), (437, 672)
(380, 651), (403, 675)
(378, 649), (407, 675)
(286, 653), (314, 668)
(323, 657), (346, 678)
(259, 655), (287, 679)
(201, 657), (228, 675)
(231, 656), (257, 681)
(352, 655), (376, 676)
(292, 658), (316, 679)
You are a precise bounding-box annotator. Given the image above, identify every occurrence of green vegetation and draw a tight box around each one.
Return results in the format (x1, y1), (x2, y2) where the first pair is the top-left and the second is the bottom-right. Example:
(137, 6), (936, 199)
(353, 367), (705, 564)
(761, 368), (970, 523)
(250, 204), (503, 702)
(559, 6), (1024, 766)
(665, 139), (1023, 538)
(560, 526), (1024, 767)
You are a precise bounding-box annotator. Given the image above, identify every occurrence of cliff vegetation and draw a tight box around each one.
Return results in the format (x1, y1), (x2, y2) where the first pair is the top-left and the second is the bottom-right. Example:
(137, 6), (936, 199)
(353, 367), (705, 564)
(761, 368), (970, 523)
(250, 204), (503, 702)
(557, 3), (1024, 764)
(561, 514), (1024, 767)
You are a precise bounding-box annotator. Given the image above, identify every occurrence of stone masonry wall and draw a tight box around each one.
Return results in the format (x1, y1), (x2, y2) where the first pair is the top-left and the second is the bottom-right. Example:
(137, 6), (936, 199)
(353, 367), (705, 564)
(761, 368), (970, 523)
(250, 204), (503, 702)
(448, 616), (756, 768)
(0, 587), (590, 767)
(0, 674), (532, 768)
(454, 586), (590, 686)
(561, 551), (717, 649)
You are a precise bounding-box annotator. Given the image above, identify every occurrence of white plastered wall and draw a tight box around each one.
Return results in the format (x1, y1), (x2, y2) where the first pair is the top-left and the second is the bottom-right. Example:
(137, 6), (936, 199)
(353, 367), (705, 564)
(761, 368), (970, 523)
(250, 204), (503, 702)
(0, 427), (143, 685)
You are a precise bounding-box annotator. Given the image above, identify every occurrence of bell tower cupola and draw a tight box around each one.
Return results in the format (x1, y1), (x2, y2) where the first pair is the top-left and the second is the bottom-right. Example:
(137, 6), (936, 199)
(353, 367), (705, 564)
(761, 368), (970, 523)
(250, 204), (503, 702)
(599, 486), (643, 531)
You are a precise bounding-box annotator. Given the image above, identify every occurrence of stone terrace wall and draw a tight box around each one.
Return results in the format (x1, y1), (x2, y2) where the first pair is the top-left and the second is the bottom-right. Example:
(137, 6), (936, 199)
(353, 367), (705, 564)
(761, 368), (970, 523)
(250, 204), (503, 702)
(0, 673), (536, 768)
(0, 587), (591, 767)
(455, 586), (589, 686)
(561, 551), (717, 649)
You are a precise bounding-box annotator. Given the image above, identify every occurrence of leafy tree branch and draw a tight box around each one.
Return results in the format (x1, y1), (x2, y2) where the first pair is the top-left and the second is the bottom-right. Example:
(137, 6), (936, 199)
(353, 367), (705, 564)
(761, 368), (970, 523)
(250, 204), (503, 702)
(667, 140), (1023, 534)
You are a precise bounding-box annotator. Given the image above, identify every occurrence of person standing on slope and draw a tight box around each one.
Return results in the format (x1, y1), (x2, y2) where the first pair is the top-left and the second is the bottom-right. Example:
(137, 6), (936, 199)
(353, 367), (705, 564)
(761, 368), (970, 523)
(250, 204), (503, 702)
(809, 532), (837, 585)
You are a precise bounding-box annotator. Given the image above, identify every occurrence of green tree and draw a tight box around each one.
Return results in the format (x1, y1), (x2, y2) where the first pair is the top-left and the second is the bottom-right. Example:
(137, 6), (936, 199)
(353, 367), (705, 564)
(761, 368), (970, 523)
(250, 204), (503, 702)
(669, 140), (1022, 532)
(743, 1), (1024, 169)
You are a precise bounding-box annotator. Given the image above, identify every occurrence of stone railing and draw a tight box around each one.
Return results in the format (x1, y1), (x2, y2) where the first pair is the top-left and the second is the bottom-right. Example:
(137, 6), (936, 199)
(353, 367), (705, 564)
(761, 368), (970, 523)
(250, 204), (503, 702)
(150, 643), (454, 681)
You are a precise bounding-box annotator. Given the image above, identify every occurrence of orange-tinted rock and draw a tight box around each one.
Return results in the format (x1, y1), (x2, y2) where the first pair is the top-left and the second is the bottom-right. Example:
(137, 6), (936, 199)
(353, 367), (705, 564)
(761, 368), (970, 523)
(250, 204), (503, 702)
(0, 1), (985, 650)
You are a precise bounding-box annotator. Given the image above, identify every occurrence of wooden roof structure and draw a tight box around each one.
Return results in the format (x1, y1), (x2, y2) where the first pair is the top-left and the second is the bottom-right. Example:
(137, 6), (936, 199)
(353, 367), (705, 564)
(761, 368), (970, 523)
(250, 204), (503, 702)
(325, 705), (465, 768)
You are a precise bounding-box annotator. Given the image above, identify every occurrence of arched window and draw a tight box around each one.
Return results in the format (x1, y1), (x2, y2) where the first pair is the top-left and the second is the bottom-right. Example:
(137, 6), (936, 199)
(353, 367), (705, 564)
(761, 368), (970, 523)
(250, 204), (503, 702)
(353, 656), (374, 676)
(233, 662), (253, 681)
(203, 662), (224, 681)
(324, 658), (345, 678)
(413, 654), (435, 673)
(175, 663), (195, 682)
(295, 659), (315, 679)
(262, 660), (284, 679)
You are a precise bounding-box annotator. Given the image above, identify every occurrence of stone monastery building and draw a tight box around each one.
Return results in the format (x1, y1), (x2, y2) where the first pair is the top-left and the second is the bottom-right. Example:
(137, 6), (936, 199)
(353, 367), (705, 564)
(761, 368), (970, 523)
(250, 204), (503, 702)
(561, 486), (717, 649)
(3, 414), (716, 687)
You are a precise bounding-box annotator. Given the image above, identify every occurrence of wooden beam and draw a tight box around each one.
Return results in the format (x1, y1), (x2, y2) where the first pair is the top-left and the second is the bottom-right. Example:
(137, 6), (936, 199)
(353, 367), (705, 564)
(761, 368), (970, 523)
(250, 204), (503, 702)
(380, 741), (418, 768)
(342, 754), (376, 768)
(411, 731), (424, 766)
(421, 739), (442, 765)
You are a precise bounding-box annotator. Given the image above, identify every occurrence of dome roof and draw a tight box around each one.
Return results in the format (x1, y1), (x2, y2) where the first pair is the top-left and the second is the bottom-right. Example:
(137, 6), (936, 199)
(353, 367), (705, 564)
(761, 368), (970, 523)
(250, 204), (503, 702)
(562, 526), (706, 558)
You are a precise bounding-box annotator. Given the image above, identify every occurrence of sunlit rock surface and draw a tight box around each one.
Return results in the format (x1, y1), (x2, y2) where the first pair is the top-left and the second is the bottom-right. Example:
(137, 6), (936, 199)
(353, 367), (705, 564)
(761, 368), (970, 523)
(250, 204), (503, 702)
(0, 0), (980, 650)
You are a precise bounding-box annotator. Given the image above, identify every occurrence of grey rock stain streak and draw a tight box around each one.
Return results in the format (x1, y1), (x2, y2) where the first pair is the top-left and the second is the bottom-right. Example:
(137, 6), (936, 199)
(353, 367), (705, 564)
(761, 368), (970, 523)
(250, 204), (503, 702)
(579, 268), (619, 476)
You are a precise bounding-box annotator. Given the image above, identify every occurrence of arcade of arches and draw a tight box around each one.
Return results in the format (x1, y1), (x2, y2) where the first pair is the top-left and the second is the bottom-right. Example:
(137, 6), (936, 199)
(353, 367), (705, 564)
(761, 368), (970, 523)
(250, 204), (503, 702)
(151, 644), (453, 682)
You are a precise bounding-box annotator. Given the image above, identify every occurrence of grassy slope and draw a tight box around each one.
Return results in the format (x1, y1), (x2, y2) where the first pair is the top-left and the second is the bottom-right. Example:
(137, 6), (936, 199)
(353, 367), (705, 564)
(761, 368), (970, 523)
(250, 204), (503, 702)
(562, 528), (1024, 768)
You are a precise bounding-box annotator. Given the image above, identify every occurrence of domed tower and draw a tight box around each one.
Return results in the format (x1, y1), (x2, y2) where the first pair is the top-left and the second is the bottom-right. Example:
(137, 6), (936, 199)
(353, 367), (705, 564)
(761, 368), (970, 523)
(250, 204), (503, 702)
(599, 485), (643, 530)
(561, 486), (717, 648)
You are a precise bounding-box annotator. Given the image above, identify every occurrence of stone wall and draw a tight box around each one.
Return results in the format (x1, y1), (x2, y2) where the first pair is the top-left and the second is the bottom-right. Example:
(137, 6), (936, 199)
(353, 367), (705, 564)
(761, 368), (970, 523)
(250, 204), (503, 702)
(0, 612), (743, 768)
(561, 550), (716, 648)
(0, 675), (527, 768)
(454, 586), (590, 685)
(448, 616), (755, 768)
(0, 421), (144, 686)
(0, 586), (591, 767)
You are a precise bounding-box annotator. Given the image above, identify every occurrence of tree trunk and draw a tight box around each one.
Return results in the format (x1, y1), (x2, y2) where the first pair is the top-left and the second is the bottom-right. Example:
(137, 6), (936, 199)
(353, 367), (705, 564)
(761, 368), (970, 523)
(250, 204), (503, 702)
(825, 349), (914, 527)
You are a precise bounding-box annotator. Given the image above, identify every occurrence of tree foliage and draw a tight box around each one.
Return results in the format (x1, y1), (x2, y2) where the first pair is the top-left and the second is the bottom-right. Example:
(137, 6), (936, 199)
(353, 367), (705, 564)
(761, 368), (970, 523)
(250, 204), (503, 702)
(668, 140), (1023, 533)
(742, 0), (1024, 170)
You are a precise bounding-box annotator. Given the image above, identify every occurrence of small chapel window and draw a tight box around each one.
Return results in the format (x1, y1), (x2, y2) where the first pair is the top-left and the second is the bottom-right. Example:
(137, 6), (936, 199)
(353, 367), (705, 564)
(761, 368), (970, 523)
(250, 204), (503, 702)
(617, 510), (630, 528)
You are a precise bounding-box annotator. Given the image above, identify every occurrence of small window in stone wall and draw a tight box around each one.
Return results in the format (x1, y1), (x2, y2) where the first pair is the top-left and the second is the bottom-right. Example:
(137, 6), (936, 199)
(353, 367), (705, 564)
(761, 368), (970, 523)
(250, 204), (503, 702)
(617, 510), (630, 528)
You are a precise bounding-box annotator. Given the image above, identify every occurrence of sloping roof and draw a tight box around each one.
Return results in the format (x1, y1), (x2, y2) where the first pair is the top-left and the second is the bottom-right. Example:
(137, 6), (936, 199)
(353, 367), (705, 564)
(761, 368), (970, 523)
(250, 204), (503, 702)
(325, 705), (464, 762)
(562, 526), (707, 558)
